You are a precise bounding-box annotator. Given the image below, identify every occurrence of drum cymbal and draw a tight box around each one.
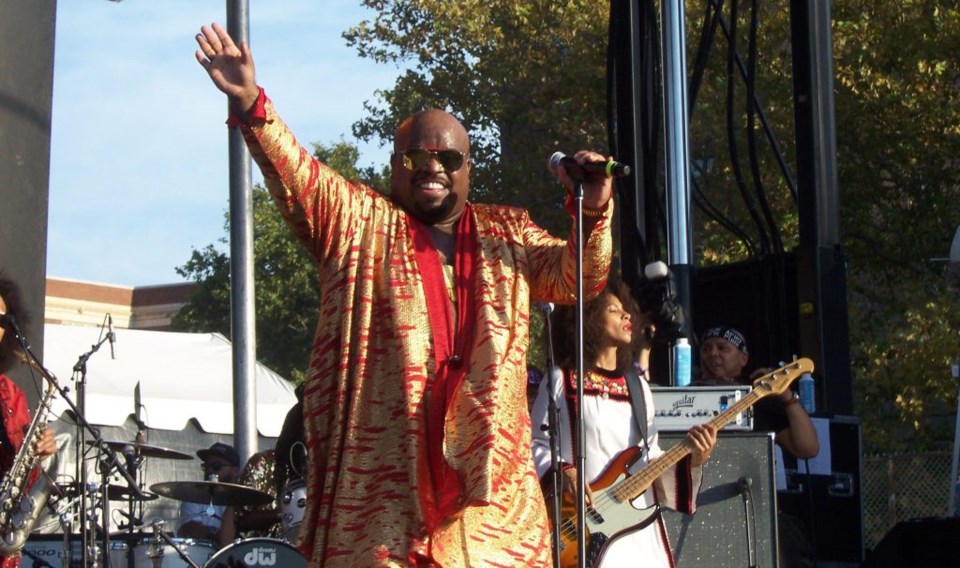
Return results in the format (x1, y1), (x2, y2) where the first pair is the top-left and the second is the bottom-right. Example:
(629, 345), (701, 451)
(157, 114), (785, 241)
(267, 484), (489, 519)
(89, 440), (194, 460)
(106, 484), (158, 502)
(149, 481), (274, 507)
(54, 481), (157, 501)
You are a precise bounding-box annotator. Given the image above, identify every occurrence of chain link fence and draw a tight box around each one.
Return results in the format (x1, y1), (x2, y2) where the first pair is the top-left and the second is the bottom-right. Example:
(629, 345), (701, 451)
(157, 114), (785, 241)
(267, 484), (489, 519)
(861, 451), (954, 550)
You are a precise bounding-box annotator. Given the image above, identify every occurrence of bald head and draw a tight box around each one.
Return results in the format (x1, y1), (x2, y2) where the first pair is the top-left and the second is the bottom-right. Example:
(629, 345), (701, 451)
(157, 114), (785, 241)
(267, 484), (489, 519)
(390, 109), (472, 226)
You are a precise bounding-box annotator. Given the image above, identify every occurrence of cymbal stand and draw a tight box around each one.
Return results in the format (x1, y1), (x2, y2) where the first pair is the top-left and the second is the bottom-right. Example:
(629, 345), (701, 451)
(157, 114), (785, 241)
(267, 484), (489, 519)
(91, 441), (151, 568)
(117, 448), (147, 568)
(81, 482), (102, 567)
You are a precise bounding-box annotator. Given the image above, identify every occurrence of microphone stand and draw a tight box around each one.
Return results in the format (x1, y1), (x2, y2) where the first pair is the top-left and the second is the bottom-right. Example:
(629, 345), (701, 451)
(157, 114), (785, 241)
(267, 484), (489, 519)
(39, 325), (143, 567)
(71, 328), (109, 567)
(738, 476), (758, 568)
(572, 176), (588, 568)
(541, 305), (563, 567)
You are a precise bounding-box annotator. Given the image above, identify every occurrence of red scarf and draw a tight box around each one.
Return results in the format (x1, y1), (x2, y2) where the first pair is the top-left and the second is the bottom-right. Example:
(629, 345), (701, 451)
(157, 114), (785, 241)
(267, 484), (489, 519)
(408, 204), (477, 524)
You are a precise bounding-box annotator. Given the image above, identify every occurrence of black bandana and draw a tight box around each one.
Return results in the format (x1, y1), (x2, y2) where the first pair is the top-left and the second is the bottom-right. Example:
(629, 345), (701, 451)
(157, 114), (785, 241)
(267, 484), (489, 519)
(702, 326), (748, 354)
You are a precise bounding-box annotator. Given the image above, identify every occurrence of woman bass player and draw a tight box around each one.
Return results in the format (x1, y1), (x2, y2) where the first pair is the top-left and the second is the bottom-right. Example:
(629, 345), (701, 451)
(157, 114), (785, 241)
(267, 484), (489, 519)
(530, 278), (717, 568)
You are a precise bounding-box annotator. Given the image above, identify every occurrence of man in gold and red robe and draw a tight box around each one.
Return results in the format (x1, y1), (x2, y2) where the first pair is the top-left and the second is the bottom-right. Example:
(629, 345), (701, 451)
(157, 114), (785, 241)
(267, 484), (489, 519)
(196, 23), (615, 567)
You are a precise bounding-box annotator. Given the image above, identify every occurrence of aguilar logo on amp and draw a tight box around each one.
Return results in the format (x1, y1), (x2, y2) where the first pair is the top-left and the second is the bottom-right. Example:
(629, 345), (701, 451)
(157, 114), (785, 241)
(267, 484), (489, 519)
(671, 394), (696, 411)
(244, 546), (279, 566)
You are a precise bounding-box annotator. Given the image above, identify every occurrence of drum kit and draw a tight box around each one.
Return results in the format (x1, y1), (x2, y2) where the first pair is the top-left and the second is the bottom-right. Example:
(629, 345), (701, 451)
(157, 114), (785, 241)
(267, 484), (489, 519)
(22, 439), (307, 568)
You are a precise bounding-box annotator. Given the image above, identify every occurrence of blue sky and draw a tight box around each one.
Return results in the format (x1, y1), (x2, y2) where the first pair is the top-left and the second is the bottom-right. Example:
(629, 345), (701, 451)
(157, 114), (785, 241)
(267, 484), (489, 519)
(48, 1), (398, 287)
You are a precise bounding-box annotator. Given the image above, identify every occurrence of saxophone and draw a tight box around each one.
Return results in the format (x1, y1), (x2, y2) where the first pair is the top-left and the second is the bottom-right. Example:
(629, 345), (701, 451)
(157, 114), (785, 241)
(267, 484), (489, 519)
(0, 355), (60, 555)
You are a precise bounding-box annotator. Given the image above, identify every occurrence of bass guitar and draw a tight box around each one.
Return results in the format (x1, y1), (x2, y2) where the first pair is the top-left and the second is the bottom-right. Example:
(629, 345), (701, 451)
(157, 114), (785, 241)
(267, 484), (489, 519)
(550, 358), (814, 568)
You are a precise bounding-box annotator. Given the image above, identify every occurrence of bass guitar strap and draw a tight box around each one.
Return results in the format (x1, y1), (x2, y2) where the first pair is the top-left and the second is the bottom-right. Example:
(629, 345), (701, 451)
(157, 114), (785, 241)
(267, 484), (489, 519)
(624, 367), (649, 447)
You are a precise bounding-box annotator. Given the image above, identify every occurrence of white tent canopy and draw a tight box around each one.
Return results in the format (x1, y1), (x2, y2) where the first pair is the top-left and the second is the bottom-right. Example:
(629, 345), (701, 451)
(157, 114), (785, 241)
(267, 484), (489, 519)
(42, 324), (296, 436)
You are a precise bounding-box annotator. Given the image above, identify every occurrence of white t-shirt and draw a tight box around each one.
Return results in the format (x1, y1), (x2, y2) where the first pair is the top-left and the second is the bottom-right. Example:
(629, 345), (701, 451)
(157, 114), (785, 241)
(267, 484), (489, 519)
(177, 501), (225, 533)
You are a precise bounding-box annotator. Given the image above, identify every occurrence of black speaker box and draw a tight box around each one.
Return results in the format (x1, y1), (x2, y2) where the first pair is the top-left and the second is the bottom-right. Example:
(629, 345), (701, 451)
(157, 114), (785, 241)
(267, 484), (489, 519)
(661, 431), (780, 567)
(863, 516), (960, 568)
(778, 415), (864, 564)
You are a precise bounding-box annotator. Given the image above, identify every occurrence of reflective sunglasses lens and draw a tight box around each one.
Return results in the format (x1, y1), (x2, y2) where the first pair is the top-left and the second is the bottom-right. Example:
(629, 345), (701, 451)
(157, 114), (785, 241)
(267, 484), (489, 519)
(402, 148), (431, 170)
(436, 150), (464, 172)
(401, 149), (464, 172)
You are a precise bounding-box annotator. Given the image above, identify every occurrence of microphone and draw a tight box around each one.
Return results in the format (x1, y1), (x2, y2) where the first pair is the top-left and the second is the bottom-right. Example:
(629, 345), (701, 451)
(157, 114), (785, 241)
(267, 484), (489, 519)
(122, 444), (139, 475)
(547, 152), (631, 178)
(134, 382), (147, 443)
(539, 302), (554, 315)
(107, 314), (117, 360)
(0, 313), (18, 332)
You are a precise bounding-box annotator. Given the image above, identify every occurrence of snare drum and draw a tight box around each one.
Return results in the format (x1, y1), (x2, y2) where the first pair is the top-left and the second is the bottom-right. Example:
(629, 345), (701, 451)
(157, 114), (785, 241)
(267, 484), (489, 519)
(111, 536), (215, 567)
(279, 479), (307, 542)
(203, 538), (305, 568)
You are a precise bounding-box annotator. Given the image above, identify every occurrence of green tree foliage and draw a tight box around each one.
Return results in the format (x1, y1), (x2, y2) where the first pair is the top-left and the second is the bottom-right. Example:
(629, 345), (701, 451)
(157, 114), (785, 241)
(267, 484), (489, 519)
(831, 1), (960, 451)
(172, 141), (388, 382)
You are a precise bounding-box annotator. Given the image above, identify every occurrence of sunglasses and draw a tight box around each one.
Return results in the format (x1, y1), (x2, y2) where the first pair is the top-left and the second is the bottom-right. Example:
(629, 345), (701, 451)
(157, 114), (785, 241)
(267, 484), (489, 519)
(202, 462), (229, 472)
(397, 148), (466, 172)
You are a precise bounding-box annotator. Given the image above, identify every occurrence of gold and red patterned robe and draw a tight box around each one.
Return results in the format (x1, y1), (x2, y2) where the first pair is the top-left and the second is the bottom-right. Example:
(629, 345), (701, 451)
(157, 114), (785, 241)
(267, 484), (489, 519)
(236, 93), (613, 567)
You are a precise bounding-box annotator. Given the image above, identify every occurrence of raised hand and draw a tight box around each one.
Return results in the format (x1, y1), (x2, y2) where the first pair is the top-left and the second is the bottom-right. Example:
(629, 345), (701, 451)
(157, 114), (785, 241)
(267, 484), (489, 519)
(195, 22), (260, 113)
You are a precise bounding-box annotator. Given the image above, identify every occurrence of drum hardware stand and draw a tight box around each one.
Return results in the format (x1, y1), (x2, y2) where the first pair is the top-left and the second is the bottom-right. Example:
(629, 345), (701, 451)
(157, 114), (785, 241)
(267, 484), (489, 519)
(59, 508), (74, 568)
(97, 442), (146, 568)
(149, 520), (203, 568)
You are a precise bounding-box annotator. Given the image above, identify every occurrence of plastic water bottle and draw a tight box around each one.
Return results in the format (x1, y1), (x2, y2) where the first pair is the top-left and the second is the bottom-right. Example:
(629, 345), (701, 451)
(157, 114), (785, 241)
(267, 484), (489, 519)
(798, 372), (816, 414)
(672, 337), (691, 387)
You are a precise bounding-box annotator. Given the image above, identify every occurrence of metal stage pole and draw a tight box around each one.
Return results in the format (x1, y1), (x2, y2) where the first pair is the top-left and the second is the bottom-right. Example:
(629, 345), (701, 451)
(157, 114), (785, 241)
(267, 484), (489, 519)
(225, 0), (258, 463)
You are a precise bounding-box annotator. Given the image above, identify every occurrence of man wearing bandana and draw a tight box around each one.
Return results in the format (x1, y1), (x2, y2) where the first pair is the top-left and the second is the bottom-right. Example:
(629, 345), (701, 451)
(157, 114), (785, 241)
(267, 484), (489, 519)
(696, 325), (819, 568)
(696, 326), (818, 459)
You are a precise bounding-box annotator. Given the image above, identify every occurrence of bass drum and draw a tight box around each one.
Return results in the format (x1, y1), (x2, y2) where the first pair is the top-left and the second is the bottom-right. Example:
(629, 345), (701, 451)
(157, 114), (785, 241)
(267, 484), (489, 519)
(114, 536), (216, 567)
(203, 538), (305, 568)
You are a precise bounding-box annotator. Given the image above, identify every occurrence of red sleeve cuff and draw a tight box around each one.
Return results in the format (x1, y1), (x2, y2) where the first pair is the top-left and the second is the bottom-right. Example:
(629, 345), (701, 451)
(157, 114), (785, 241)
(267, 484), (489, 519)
(226, 87), (267, 128)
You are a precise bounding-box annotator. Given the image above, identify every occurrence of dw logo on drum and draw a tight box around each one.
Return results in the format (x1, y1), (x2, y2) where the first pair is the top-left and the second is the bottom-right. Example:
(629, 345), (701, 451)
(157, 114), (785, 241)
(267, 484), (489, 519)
(243, 546), (279, 566)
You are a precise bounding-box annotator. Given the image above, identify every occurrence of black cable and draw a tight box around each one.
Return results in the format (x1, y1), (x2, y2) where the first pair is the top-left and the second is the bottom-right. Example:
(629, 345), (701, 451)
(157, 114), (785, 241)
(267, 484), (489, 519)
(745, 0), (785, 253)
(707, 0), (799, 205)
(688, 0), (725, 115)
(690, 0), (800, 254)
(725, 0), (772, 257)
(691, 160), (759, 256)
(802, 457), (819, 561)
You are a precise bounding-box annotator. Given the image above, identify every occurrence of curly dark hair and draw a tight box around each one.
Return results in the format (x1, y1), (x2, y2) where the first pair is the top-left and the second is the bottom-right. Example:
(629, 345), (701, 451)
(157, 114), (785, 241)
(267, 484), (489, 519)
(0, 271), (30, 374)
(550, 278), (641, 371)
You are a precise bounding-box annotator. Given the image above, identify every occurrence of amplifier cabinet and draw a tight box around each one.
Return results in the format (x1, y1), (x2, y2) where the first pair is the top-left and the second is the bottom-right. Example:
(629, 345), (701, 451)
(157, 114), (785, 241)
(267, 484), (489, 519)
(660, 431), (779, 568)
